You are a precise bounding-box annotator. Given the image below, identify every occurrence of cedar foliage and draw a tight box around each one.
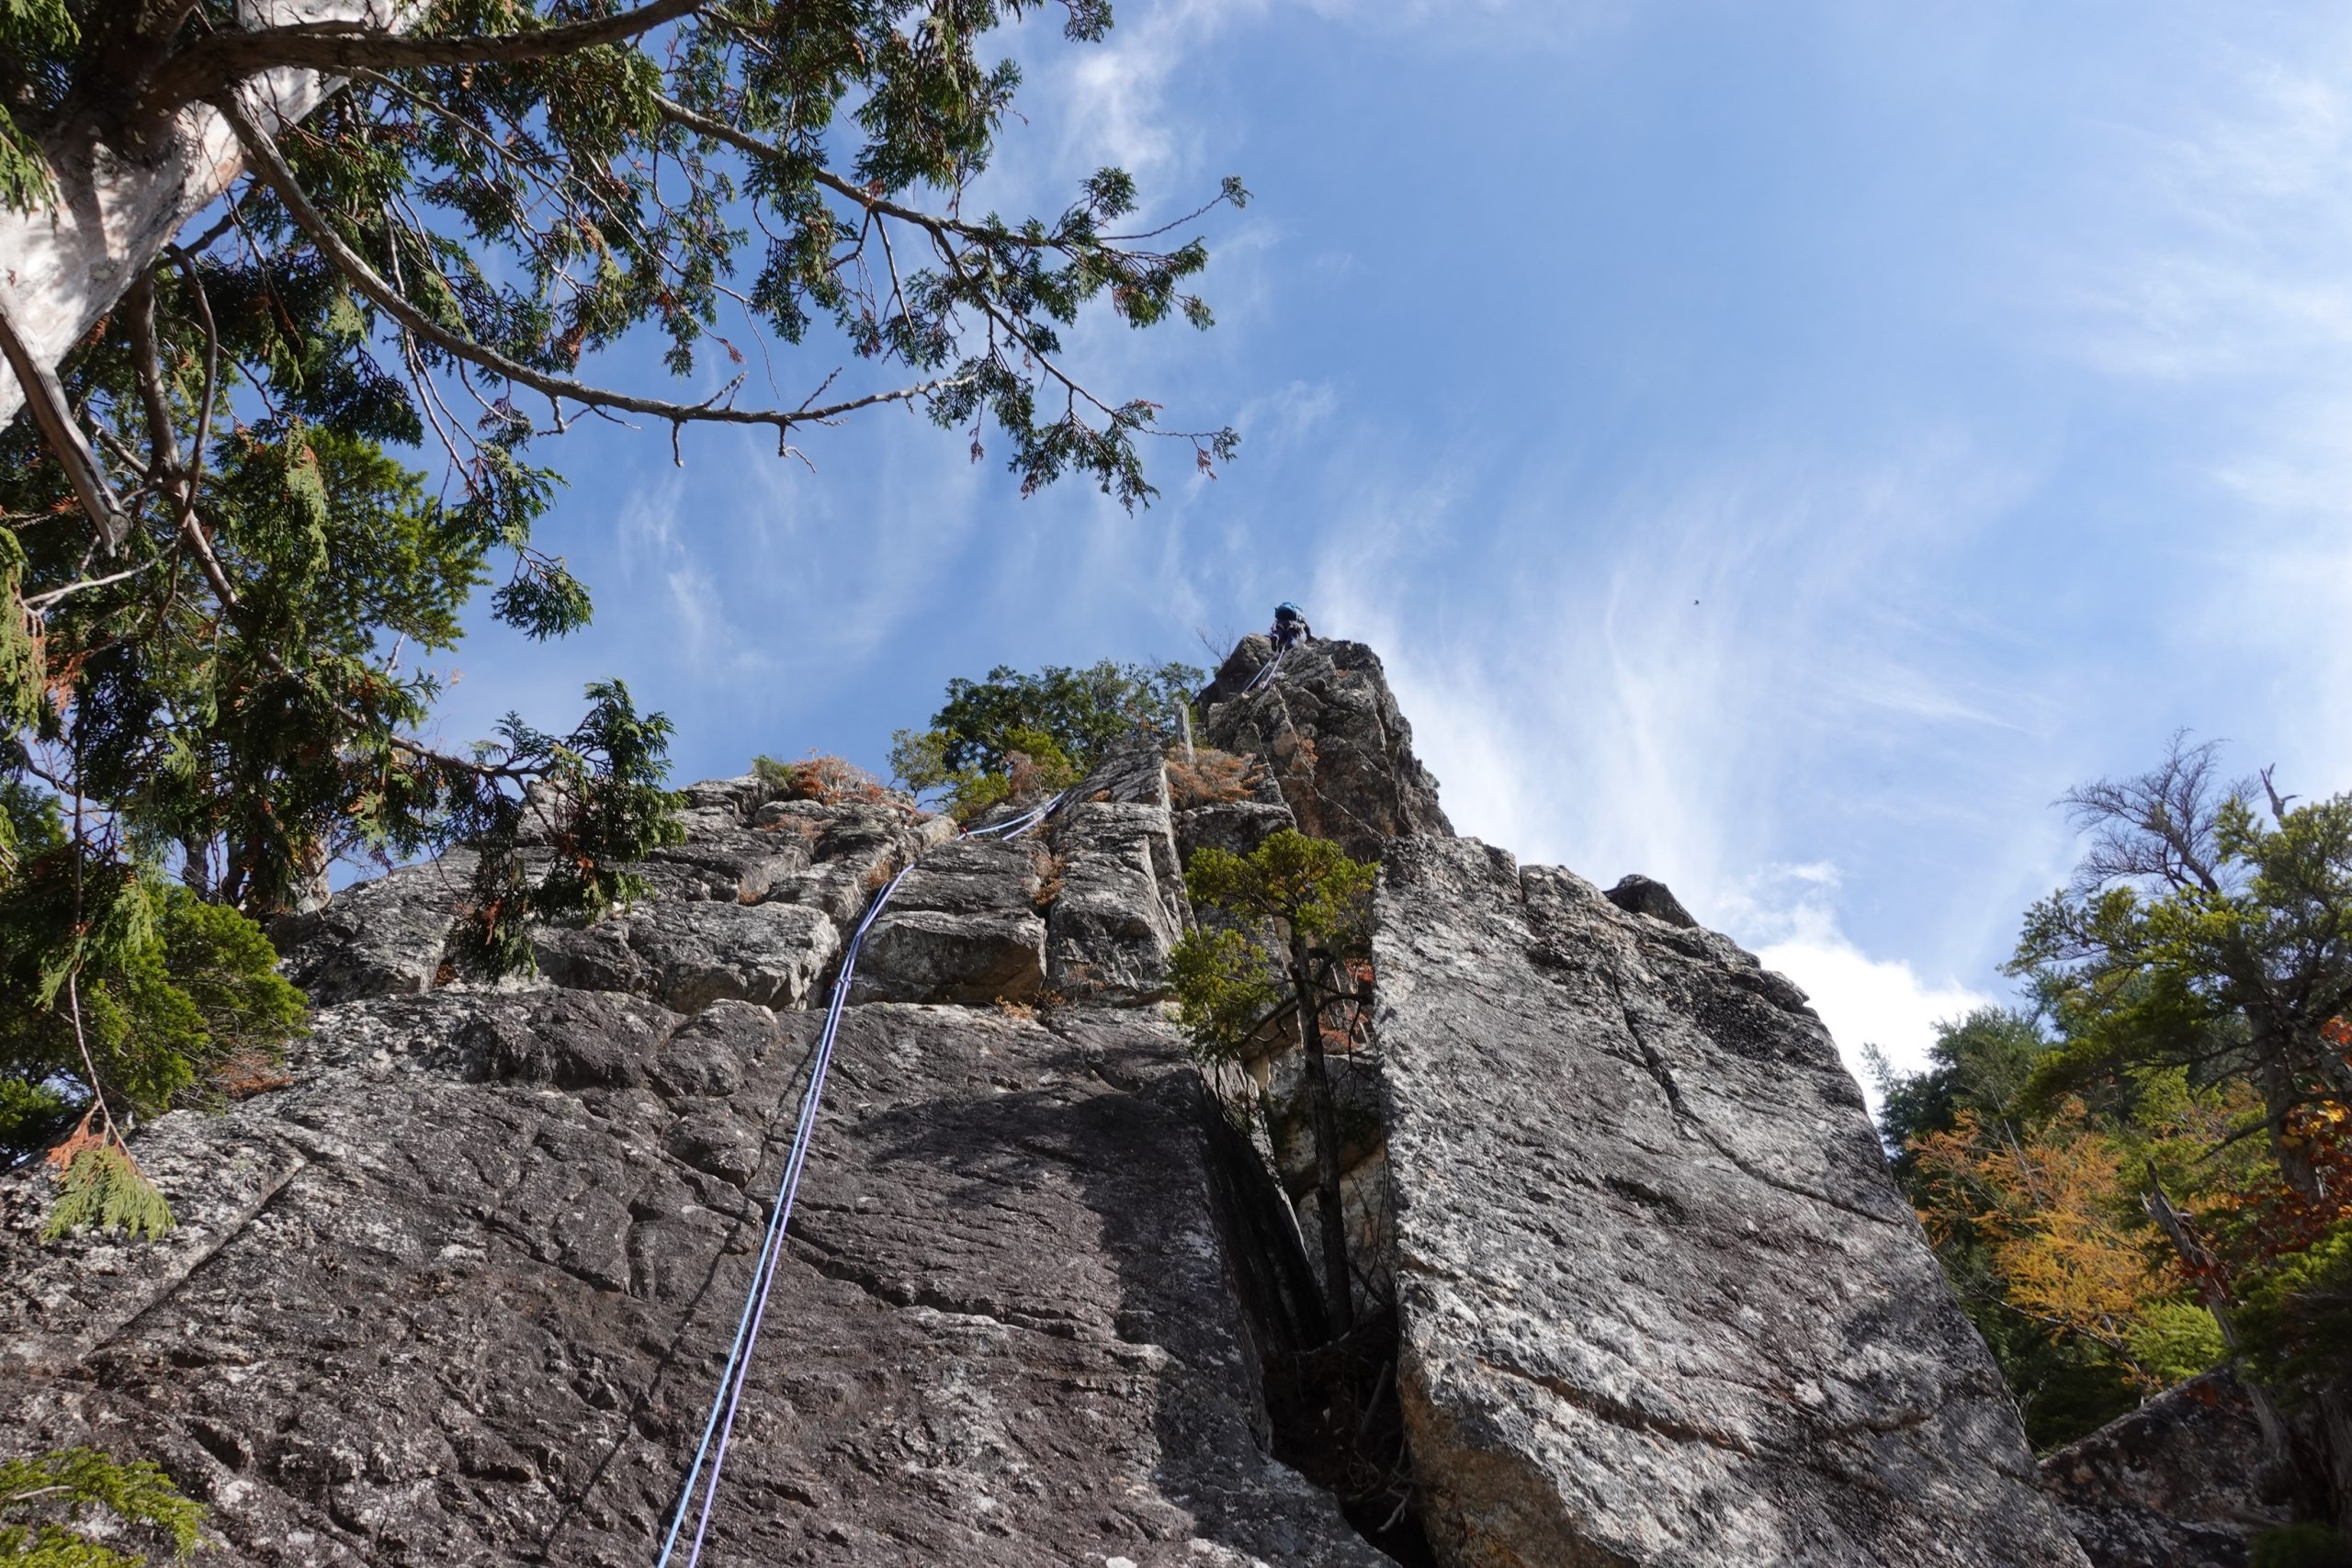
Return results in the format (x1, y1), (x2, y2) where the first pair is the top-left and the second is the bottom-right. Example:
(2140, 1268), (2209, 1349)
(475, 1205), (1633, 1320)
(0, 3), (1239, 1215)
(0, 1446), (206, 1566)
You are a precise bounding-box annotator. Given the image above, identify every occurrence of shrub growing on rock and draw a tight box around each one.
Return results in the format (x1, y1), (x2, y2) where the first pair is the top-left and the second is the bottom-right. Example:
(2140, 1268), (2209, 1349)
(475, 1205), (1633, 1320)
(1171, 829), (1375, 1335)
(1166, 748), (1266, 808)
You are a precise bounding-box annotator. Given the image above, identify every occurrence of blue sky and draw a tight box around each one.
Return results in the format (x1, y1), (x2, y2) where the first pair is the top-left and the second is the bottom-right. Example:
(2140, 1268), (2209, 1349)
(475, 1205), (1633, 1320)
(422, 0), (2352, 1086)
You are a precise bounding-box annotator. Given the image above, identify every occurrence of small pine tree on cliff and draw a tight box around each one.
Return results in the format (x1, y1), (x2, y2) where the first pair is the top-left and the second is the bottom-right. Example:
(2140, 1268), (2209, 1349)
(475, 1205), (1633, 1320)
(1170, 829), (1376, 1337)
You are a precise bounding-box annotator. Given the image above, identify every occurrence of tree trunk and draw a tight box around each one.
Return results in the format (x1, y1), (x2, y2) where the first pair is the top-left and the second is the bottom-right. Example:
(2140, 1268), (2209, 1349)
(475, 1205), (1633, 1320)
(2143, 1167), (2323, 1508)
(0, 2), (394, 432)
(1292, 932), (1354, 1337)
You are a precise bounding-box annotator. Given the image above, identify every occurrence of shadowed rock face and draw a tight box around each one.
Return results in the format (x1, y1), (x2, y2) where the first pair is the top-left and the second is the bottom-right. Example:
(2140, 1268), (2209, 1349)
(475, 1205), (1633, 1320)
(2042, 1371), (2294, 1568)
(0, 991), (1387, 1566)
(1372, 839), (2089, 1568)
(0, 744), (1385, 1567)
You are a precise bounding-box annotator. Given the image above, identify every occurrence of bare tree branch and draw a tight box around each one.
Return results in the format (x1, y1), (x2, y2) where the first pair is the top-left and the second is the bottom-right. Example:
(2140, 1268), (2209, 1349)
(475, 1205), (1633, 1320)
(0, 290), (131, 547)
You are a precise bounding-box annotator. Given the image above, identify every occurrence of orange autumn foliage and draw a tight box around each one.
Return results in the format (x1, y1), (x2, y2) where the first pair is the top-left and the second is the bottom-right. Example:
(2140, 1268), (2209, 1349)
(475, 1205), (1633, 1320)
(1909, 1101), (2178, 1380)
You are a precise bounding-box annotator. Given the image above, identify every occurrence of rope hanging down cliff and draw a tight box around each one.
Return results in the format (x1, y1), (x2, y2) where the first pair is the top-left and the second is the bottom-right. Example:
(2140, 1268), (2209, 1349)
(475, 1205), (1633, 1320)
(1239, 643), (1288, 696)
(651, 790), (1071, 1568)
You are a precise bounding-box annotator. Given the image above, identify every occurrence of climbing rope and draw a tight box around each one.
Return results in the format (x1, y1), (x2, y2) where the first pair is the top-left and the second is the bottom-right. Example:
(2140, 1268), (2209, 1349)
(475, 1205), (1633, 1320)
(652, 790), (1070, 1568)
(1239, 643), (1289, 696)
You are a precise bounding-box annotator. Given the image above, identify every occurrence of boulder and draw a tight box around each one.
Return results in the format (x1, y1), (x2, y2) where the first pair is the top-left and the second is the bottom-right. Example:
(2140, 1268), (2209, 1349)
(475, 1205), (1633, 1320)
(1606, 872), (1699, 929)
(1372, 837), (2088, 1568)
(639, 825), (812, 902)
(533, 897), (841, 1013)
(2041, 1371), (2296, 1567)
(850, 837), (1048, 1004)
(629, 898), (843, 1012)
(272, 851), (478, 1005)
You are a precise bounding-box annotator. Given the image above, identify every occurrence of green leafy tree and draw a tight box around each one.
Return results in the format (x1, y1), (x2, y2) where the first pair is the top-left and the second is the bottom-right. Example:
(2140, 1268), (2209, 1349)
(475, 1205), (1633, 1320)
(1872, 1010), (2158, 1446)
(890, 660), (1201, 818)
(0, 6), (1238, 1211)
(1170, 829), (1375, 1336)
(2011, 737), (2352, 1199)
(1883, 739), (2352, 1515)
(0, 1446), (206, 1565)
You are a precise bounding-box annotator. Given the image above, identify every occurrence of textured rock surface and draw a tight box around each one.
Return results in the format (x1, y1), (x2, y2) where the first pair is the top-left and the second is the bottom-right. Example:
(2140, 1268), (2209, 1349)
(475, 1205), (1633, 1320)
(1174, 799), (1297, 864)
(0, 989), (1386, 1566)
(1032, 730), (1193, 1005)
(2041, 1371), (2292, 1568)
(271, 852), (479, 1005)
(1200, 637), (1451, 863)
(537, 897), (844, 1012)
(1373, 838), (2088, 1568)
(849, 837), (1048, 1004)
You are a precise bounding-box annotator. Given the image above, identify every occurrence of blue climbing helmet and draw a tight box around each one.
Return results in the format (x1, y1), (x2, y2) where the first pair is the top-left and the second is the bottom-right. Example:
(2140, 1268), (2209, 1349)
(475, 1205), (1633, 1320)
(1274, 601), (1305, 624)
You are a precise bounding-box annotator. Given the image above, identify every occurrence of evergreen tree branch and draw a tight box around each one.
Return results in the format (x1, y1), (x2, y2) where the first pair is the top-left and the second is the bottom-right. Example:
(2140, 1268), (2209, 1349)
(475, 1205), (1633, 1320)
(217, 92), (964, 453)
(143, 0), (710, 116)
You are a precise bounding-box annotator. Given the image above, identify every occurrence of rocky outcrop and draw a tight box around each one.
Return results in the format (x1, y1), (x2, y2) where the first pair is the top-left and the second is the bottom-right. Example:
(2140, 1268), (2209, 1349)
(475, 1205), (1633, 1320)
(2042, 1371), (2295, 1568)
(848, 835), (1049, 1004)
(1605, 873), (1698, 929)
(1372, 839), (2088, 1568)
(1200, 637), (1451, 863)
(0, 752), (1384, 1566)
(270, 851), (481, 1005)
(1044, 734), (1192, 1006)
(0, 987), (1386, 1565)
(2, 638), (2204, 1568)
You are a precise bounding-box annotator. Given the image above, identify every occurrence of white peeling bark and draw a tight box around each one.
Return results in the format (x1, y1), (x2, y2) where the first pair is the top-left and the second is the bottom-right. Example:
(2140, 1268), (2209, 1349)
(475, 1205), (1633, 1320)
(0, 2), (400, 432)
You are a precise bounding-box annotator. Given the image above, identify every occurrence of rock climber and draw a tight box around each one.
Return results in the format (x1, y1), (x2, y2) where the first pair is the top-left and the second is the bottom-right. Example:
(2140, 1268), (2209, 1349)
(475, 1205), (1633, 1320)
(1269, 601), (1313, 652)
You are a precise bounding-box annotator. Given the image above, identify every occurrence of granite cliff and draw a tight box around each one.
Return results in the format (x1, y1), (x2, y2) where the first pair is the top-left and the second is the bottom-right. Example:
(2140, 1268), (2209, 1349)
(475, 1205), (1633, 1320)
(0, 638), (2211, 1565)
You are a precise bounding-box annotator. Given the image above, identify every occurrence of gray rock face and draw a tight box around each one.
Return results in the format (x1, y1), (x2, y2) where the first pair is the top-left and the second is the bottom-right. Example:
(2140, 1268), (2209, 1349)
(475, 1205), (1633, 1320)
(537, 897), (844, 1012)
(1605, 873), (1699, 930)
(2041, 1371), (2294, 1567)
(272, 852), (479, 1005)
(1201, 637), (1452, 863)
(1175, 799), (1298, 863)
(0, 980), (1384, 1568)
(6, 641), (2196, 1568)
(639, 824), (813, 903)
(1047, 795), (1189, 1004)
(1372, 838), (2087, 1568)
(849, 837), (1048, 1004)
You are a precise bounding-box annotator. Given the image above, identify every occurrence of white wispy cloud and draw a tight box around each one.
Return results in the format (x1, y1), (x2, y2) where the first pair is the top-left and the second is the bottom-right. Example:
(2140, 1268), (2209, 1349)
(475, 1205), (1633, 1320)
(1729, 863), (1992, 1091)
(1295, 430), (2056, 1092)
